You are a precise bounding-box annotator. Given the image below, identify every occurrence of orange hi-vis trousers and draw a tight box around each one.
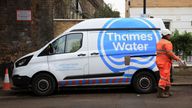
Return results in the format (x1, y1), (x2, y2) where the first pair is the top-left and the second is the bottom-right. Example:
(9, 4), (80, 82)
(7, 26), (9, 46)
(157, 62), (171, 90)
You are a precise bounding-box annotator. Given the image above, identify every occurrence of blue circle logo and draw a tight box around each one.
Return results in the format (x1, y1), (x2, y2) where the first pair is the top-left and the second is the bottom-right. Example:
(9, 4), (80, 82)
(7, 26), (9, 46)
(98, 18), (161, 72)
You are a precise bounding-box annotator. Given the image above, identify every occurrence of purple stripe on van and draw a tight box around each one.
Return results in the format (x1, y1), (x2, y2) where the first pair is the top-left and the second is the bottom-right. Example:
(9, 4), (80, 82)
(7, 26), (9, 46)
(58, 77), (131, 87)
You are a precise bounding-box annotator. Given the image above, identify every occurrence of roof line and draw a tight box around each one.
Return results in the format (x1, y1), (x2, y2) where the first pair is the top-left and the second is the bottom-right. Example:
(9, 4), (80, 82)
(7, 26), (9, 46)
(70, 28), (160, 32)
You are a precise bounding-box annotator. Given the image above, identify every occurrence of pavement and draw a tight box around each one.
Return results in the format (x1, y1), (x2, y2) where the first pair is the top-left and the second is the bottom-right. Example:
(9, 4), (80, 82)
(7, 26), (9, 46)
(171, 65), (192, 86)
(0, 65), (192, 90)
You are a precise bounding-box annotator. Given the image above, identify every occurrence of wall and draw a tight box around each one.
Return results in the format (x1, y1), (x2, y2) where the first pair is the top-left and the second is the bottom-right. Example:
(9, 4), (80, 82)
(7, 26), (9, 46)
(53, 0), (104, 19)
(128, 0), (192, 33)
(0, 0), (53, 64)
(130, 7), (192, 32)
(53, 19), (84, 37)
(0, 0), (32, 63)
(0, 0), (104, 64)
(31, 0), (53, 48)
(130, 0), (192, 7)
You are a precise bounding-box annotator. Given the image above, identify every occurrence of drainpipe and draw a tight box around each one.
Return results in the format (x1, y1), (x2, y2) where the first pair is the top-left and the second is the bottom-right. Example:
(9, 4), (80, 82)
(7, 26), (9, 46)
(76, 0), (79, 19)
(143, 0), (146, 14)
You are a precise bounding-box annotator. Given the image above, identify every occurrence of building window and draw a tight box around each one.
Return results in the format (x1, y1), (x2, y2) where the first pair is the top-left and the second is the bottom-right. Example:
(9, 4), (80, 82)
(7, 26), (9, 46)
(191, 21), (192, 26)
(164, 22), (170, 29)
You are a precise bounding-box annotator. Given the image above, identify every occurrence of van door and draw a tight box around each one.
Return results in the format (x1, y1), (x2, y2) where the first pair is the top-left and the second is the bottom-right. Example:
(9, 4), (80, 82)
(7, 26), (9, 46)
(48, 32), (88, 86)
(88, 31), (108, 75)
(88, 31), (130, 85)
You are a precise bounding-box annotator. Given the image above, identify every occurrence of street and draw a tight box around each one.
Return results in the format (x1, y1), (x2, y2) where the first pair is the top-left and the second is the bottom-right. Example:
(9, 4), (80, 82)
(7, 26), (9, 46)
(0, 86), (192, 108)
(1, 0), (192, 108)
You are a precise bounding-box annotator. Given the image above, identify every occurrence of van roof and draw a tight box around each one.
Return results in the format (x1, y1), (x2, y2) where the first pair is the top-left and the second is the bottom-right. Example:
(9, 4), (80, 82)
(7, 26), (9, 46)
(63, 18), (165, 34)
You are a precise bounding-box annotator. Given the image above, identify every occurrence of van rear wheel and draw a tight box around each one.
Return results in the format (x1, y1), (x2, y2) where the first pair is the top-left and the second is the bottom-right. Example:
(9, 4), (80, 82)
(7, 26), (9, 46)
(32, 73), (56, 96)
(132, 70), (156, 93)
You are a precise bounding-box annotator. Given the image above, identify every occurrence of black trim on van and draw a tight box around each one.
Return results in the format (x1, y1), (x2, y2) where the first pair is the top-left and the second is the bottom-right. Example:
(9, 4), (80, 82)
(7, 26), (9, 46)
(64, 72), (125, 80)
(70, 28), (160, 32)
(131, 54), (156, 57)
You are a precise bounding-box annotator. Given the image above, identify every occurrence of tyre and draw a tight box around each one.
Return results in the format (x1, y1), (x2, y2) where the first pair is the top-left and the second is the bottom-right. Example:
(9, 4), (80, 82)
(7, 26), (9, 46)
(32, 73), (56, 96)
(132, 70), (156, 93)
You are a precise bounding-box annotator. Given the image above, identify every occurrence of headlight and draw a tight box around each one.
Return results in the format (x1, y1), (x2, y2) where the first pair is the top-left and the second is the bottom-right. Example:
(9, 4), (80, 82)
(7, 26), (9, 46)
(15, 55), (33, 68)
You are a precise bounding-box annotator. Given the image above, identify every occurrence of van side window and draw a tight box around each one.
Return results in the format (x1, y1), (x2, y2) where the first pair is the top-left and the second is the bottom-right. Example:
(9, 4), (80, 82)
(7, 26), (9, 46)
(38, 33), (83, 56)
(52, 36), (66, 54)
(52, 33), (82, 54)
(65, 34), (82, 53)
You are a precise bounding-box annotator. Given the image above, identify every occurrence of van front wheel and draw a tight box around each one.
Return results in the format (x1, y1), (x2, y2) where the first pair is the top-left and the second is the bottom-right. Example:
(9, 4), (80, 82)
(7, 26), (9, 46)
(32, 73), (56, 96)
(132, 71), (156, 93)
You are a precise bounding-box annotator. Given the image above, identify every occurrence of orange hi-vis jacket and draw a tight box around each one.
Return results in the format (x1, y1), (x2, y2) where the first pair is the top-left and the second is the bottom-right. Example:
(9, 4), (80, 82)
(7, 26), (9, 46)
(156, 39), (180, 63)
(156, 39), (180, 89)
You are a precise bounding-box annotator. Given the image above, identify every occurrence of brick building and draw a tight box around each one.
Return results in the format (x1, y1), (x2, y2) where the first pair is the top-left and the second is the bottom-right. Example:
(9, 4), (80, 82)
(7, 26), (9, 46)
(0, 0), (53, 64)
(54, 0), (104, 19)
(126, 0), (192, 32)
(0, 0), (104, 64)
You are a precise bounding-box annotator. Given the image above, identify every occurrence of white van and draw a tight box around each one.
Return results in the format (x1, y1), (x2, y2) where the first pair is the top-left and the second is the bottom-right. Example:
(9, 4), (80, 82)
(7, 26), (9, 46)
(12, 18), (165, 96)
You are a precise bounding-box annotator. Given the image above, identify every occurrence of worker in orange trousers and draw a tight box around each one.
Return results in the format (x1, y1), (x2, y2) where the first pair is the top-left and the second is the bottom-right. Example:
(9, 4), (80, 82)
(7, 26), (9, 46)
(156, 29), (185, 98)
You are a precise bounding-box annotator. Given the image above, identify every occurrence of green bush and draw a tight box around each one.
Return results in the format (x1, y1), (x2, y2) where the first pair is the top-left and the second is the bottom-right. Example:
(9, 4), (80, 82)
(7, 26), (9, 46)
(171, 30), (192, 60)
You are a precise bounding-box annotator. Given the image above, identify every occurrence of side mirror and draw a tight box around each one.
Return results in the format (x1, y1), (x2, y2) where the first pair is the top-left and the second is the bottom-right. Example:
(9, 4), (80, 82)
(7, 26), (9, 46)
(38, 44), (54, 56)
(48, 44), (53, 55)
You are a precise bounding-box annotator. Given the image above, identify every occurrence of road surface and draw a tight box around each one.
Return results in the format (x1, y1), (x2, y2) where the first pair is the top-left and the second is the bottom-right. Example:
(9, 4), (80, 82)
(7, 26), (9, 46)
(0, 86), (191, 108)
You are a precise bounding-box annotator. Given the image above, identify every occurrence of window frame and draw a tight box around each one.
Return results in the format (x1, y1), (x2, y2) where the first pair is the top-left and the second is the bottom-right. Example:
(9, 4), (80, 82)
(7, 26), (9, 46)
(39, 33), (83, 56)
(64, 33), (83, 54)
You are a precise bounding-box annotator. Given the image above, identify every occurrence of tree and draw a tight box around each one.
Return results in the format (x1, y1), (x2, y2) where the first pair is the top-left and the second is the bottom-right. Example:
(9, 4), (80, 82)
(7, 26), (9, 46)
(171, 30), (192, 59)
(94, 4), (120, 18)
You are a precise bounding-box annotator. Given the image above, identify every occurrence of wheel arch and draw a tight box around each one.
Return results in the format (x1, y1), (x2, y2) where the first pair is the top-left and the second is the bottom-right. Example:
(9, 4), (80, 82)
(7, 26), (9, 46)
(30, 71), (58, 88)
(131, 68), (158, 84)
(131, 68), (158, 93)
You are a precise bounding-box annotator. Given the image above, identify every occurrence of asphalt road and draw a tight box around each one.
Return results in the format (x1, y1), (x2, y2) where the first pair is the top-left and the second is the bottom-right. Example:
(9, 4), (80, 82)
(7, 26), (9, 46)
(0, 86), (192, 108)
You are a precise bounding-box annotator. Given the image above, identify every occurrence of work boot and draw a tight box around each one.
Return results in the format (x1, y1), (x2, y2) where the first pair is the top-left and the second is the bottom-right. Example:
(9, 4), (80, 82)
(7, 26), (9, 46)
(165, 86), (173, 96)
(157, 87), (162, 97)
(157, 87), (169, 98)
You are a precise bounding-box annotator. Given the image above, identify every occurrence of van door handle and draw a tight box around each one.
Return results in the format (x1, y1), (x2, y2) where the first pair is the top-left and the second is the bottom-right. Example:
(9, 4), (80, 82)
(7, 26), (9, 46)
(91, 52), (99, 56)
(77, 54), (86, 56)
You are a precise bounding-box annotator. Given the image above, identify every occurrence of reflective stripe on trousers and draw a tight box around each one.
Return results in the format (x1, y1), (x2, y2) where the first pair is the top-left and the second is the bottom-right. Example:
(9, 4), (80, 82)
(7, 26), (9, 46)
(157, 62), (171, 90)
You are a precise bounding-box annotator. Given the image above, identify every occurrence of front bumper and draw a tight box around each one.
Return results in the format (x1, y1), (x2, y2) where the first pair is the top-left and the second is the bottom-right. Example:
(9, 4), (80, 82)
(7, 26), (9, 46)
(12, 75), (31, 88)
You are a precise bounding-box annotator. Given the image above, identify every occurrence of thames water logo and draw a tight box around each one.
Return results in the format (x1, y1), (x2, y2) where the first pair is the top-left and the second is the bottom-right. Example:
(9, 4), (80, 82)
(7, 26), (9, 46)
(107, 32), (153, 51)
(98, 18), (161, 73)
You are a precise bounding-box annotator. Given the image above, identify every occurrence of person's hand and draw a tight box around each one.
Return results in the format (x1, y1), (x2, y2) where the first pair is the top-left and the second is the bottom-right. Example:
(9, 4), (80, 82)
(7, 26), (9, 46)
(178, 60), (186, 67)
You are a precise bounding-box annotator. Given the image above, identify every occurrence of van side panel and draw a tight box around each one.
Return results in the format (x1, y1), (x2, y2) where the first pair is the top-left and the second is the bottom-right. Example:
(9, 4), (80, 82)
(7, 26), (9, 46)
(97, 18), (161, 77)
(59, 18), (162, 87)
